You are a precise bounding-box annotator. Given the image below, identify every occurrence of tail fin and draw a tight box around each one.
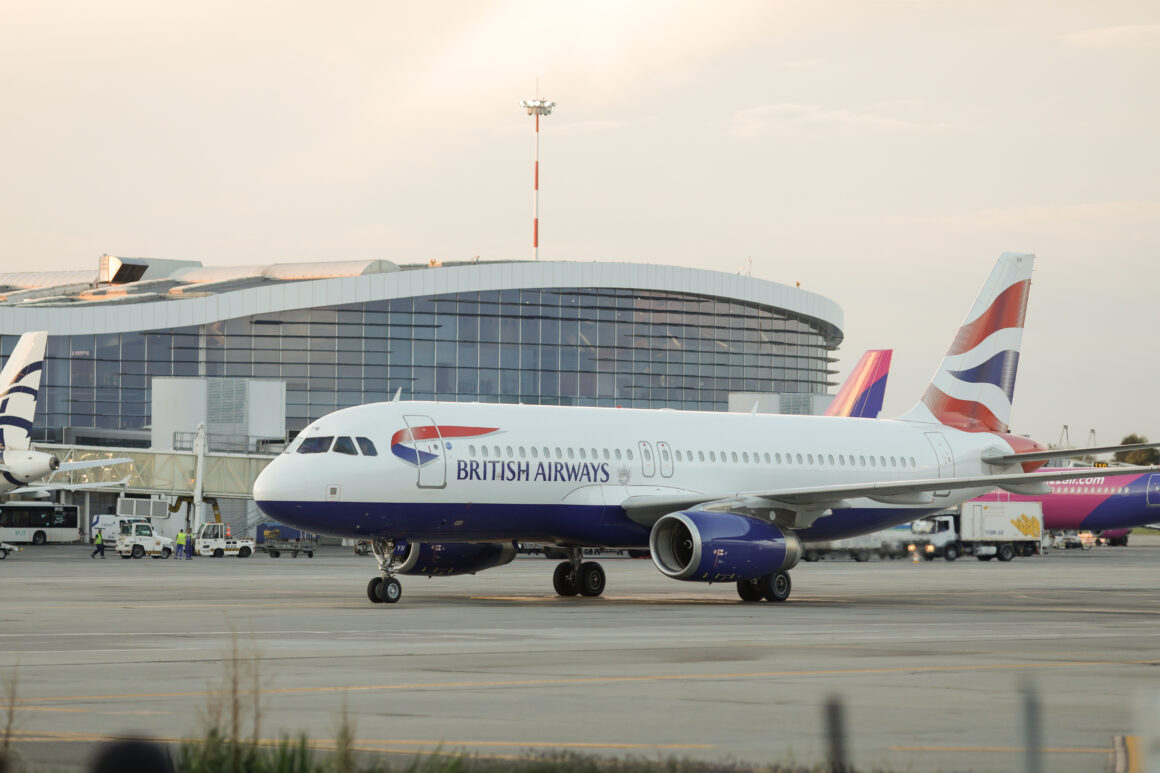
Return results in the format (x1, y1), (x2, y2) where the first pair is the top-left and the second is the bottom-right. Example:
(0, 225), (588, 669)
(0, 332), (47, 451)
(900, 253), (1034, 432)
(824, 349), (892, 418)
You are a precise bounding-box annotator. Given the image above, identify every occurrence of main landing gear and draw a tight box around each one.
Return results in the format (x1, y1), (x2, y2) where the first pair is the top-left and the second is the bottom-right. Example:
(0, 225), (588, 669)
(366, 538), (402, 605)
(552, 548), (606, 598)
(735, 571), (792, 603)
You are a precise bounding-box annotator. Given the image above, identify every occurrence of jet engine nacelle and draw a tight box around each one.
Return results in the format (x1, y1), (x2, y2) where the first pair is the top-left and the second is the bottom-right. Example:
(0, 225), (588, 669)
(393, 541), (518, 577)
(0, 450), (59, 484)
(649, 511), (801, 582)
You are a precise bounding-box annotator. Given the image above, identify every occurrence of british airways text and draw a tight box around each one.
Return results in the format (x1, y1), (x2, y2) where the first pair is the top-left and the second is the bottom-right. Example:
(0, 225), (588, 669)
(457, 460), (610, 483)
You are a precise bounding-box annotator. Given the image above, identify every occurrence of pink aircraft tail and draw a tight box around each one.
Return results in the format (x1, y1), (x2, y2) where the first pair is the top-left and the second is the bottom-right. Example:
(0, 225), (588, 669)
(824, 349), (892, 419)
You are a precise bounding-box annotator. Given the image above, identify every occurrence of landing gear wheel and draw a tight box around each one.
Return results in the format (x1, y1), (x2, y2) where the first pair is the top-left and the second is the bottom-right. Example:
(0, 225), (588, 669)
(377, 577), (402, 603)
(758, 571), (792, 602)
(943, 545), (959, 561)
(803, 550), (820, 562)
(213, 548), (225, 558)
(997, 543), (1015, 562)
(131, 544), (145, 559)
(552, 561), (579, 596)
(367, 577), (384, 603)
(736, 579), (764, 602)
(577, 561), (606, 597)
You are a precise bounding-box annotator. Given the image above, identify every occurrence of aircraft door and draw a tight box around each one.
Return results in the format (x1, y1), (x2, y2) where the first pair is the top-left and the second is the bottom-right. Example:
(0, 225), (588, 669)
(924, 432), (954, 497)
(1147, 474), (1160, 507)
(403, 415), (446, 489)
(638, 441), (656, 478)
(656, 441), (673, 478)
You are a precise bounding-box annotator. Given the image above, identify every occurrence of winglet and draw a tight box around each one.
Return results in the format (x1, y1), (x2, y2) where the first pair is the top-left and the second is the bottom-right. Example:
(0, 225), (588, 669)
(824, 349), (892, 418)
(0, 332), (47, 451)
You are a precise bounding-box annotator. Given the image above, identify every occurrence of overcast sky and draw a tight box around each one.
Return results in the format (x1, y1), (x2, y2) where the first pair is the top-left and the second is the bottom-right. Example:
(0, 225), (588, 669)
(2, 1), (1157, 447)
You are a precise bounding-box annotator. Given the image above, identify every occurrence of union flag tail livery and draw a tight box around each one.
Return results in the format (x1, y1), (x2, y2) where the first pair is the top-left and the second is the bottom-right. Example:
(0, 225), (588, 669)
(824, 349), (892, 419)
(0, 331), (46, 452)
(902, 252), (1033, 433)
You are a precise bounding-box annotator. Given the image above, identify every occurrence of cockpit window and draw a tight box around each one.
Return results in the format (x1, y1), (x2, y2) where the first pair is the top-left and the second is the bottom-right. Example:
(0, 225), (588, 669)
(333, 436), (358, 455)
(284, 434), (304, 454)
(356, 437), (378, 456)
(297, 436), (334, 454)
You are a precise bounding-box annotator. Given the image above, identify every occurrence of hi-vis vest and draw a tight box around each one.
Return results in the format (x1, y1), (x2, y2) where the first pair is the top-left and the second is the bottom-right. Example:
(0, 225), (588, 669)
(177, 532), (186, 545)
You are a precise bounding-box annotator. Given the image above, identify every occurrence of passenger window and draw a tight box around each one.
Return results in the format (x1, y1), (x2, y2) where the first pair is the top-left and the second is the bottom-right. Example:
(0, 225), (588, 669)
(764, 453), (770, 464)
(579, 448), (587, 459)
(890, 456), (896, 467)
(775, 453), (782, 464)
(494, 445), (501, 457)
(675, 450), (682, 462)
(356, 437), (377, 456)
(709, 451), (717, 462)
(731, 452), (738, 463)
(859, 455), (866, 466)
(519, 446), (526, 458)
(796, 454), (803, 464)
(879, 456), (886, 467)
(614, 448), (622, 460)
(333, 436), (358, 455)
(506, 446), (513, 457)
(591, 448), (598, 459)
(543, 447), (550, 458)
(567, 448), (575, 459)
(870, 456), (877, 467)
(531, 447), (538, 459)
(555, 447), (562, 458)
(828, 454), (835, 465)
(627, 449), (634, 461)
(481, 445), (489, 458)
(603, 449), (610, 460)
(742, 452), (749, 463)
(807, 454), (814, 465)
(469, 445), (477, 457)
(297, 436), (334, 454)
(910, 457), (916, 466)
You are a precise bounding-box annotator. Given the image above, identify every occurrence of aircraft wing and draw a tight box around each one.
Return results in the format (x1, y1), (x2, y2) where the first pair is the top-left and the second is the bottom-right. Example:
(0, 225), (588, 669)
(983, 442), (1160, 465)
(56, 457), (134, 472)
(9, 476), (132, 495)
(619, 464), (1159, 527)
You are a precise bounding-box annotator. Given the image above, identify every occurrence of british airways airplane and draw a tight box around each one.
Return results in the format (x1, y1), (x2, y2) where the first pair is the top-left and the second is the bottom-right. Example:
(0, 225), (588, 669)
(252, 254), (1157, 605)
(831, 348), (1160, 543)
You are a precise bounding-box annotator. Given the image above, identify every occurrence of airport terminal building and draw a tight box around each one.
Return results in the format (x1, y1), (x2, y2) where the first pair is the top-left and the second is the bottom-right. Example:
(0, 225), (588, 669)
(0, 257), (844, 447)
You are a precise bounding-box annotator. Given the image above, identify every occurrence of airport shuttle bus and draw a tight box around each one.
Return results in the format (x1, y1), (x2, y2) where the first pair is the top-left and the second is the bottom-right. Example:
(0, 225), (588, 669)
(0, 503), (81, 545)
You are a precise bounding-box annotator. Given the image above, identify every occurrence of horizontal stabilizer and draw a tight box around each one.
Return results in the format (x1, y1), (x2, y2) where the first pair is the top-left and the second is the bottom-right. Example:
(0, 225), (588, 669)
(983, 441), (1160, 466)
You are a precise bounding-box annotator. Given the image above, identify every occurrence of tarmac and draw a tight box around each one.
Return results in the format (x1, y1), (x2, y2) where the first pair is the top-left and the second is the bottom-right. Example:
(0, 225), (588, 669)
(2, 537), (1158, 772)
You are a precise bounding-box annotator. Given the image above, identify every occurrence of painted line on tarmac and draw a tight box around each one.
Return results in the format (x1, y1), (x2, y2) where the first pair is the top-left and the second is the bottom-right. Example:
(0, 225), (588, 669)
(8, 729), (710, 752)
(891, 745), (1111, 754)
(16, 657), (1160, 706)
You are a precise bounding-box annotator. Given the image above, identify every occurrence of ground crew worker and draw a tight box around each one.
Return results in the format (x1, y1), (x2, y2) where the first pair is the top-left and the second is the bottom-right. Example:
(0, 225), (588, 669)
(90, 531), (105, 559)
(175, 529), (186, 559)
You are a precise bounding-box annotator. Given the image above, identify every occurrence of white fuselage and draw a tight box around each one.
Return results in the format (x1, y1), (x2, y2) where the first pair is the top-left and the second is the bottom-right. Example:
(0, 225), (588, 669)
(253, 401), (1014, 546)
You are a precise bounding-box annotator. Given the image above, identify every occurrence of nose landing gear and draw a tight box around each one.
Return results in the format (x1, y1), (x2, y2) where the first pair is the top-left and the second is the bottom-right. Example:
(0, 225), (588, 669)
(552, 549), (606, 598)
(367, 538), (402, 604)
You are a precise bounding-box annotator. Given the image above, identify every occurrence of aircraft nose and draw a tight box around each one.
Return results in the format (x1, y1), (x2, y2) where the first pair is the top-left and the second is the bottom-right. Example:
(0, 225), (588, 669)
(252, 459), (279, 504)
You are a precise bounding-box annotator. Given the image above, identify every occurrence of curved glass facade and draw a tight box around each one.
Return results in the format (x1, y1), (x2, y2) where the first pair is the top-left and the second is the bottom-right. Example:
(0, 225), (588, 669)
(6, 287), (837, 441)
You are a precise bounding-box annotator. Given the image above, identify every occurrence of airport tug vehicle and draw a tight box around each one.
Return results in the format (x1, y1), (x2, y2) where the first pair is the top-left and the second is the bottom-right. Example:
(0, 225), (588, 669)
(116, 521), (174, 559)
(193, 522), (255, 558)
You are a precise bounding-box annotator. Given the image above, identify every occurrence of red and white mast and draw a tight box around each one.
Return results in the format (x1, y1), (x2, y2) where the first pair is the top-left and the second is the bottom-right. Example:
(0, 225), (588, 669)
(520, 95), (555, 261)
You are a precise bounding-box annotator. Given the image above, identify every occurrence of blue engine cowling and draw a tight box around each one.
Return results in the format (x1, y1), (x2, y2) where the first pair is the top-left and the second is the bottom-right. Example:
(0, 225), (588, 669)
(649, 511), (801, 582)
(393, 541), (518, 577)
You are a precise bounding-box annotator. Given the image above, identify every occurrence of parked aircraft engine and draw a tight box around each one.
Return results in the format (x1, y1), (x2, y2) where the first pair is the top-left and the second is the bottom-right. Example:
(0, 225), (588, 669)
(0, 450), (59, 483)
(649, 511), (801, 582)
(393, 541), (518, 577)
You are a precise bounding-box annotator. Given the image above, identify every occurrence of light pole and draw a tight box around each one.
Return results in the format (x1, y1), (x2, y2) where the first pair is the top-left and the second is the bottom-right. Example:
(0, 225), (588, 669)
(520, 97), (555, 261)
